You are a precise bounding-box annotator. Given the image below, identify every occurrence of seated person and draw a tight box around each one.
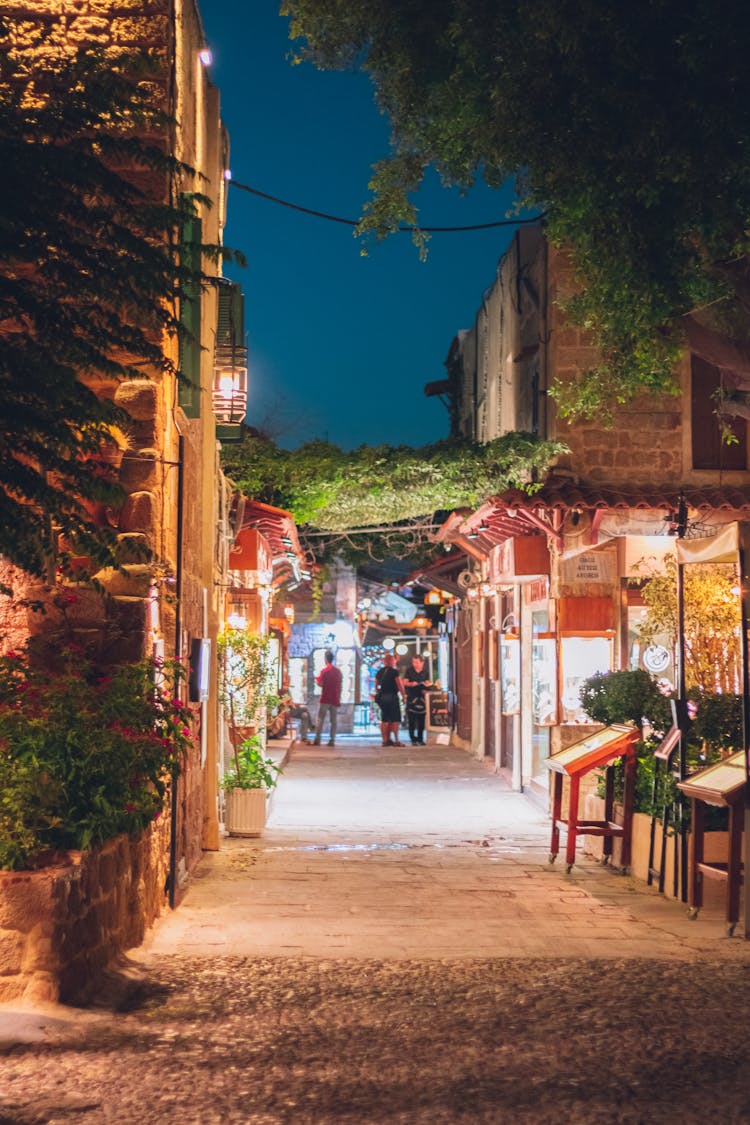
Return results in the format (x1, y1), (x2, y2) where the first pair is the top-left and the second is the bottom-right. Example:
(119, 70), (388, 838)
(268, 695), (312, 743)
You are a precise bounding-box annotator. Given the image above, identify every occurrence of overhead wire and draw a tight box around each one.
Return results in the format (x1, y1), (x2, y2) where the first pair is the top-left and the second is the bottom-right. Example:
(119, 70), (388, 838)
(228, 179), (544, 233)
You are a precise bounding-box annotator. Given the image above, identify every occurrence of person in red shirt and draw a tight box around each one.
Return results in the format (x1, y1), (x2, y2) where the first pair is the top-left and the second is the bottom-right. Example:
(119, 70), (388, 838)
(313, 649), (343, 746)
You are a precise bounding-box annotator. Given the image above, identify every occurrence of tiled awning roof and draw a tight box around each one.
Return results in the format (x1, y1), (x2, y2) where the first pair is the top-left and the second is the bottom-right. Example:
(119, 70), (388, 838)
(405, 550), (468, 596)
(235, 497), (308, 586)
(491, 480), (750, 514)
(437, 477), (750, 554)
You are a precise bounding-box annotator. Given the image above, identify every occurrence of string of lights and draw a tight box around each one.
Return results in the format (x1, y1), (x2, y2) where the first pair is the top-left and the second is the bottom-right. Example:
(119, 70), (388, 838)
(228, 178), (545, 233)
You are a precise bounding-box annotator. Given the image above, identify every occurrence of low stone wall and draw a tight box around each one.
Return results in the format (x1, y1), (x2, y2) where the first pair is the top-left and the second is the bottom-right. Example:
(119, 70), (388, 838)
(0, 819), (170, 1005)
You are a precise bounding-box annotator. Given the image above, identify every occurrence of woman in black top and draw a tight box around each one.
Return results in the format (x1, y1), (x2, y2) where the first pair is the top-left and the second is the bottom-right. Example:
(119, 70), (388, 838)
(374, 653), (406, 746)
(403, 654), (432, 745)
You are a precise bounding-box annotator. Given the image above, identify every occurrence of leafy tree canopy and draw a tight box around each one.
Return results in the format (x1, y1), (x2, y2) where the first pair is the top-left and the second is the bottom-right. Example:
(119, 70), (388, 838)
(222, 432), (566, 564)
(282, 1), (750, 419)
(636, 555), (741, 694)
(0, 35), (214, 577)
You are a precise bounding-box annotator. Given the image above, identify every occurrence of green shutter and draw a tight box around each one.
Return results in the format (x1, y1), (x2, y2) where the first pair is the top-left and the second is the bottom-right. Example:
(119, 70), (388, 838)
(178, 205), (202, 418)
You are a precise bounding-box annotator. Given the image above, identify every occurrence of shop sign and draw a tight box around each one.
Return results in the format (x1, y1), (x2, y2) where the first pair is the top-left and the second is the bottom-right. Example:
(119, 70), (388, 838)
(643, 644), (671, 674)
(561, 551), (615, 585)
(523, 578), (549, 606)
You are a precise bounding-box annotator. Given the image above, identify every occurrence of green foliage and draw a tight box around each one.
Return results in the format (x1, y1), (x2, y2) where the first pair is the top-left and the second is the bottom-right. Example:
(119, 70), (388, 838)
(222, 432), (567, 531)
(217, 627), (280, 731)
(222, 734), (282, 792)
(579, 669), (672, 730)
(580, 667), (738, 816)
(282, 1), (750, 416)
(0, 35), (228, 577)
(688, 690), (743, 753)
(0, 647), (193, 869)
(635, 555), (741, 692)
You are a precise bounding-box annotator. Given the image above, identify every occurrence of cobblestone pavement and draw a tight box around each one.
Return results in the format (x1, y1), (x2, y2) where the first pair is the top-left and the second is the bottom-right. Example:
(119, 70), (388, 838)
(3, 956), (750, 1123)
(3, 741), (750, 1123)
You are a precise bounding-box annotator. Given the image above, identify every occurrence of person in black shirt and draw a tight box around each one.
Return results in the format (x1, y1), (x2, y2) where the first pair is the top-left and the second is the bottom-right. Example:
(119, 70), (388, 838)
(374, 653), (406, 746)
(402, 654), (433, 746)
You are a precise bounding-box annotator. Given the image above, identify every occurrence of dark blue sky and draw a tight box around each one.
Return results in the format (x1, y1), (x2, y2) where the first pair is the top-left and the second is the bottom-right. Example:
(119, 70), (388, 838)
(200, 2), (521, 450)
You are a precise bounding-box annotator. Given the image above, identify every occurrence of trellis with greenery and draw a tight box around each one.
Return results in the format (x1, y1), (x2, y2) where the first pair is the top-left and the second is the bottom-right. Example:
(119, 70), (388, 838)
(222, 432), (567, 565)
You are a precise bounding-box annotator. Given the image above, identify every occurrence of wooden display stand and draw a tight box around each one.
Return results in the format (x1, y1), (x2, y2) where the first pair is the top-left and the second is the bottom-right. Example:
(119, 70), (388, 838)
(678, 751), (745, 937)
(546, 724), (640, 874)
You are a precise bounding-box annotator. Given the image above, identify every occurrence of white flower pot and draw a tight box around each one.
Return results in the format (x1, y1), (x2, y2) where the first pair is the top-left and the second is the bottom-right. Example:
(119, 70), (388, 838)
(225, 787), (267, 837)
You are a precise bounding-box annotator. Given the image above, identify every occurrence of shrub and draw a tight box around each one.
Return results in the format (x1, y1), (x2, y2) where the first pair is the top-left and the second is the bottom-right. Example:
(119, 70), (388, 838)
(579, 667), (734, 819)
(222, 734), (282, 792)
(579, 668), (672, 729)
(0, 647), (194, 869)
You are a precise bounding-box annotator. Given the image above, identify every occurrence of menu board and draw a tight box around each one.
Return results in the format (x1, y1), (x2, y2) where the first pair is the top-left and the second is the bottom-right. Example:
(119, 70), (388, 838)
(426, 691), (451, 730)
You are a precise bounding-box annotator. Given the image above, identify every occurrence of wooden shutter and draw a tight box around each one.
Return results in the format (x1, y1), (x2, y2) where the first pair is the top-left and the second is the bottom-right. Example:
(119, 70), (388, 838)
(691, 355), (746, 470)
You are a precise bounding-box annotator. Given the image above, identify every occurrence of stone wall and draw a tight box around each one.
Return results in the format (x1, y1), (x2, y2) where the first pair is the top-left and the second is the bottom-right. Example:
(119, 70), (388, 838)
(0, 819), (169, 1005)
(547, 247), (684, 483)
(0, 0), (226, 874)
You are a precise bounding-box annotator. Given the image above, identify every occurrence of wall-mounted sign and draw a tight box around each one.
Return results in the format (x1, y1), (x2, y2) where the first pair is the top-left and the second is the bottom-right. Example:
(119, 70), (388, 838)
(561, 551), (615, 586)
(643, 644), (671, 674)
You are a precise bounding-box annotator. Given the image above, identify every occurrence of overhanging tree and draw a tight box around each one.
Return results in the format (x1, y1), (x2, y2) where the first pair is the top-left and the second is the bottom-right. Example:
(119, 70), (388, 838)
(0, 36), (209, 577)
(282, 1), (750, 420)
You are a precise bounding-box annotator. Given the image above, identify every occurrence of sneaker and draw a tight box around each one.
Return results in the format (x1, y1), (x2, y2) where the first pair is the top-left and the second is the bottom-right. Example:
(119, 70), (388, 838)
(313, 740), (320, 746)
(327, 741), (335, 747)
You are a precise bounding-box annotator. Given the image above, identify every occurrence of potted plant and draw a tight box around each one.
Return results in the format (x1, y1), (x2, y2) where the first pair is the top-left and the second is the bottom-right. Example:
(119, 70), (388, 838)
(223, 734), (282, 837)
(217, 627), (280, 836)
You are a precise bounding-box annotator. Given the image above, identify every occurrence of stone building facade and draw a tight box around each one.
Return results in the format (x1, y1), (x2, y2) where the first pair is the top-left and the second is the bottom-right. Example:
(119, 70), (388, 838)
(0, 0), (234, 896)
(435, 225), (750, 805)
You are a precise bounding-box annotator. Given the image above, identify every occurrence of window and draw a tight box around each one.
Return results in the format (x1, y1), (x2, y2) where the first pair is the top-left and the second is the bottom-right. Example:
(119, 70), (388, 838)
(691, 355), (746, 470)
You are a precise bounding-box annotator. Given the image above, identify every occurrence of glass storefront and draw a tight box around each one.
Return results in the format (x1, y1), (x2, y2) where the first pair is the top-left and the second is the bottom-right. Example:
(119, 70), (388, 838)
(559, 636), (612, 724)
(531, 611), (555, 783)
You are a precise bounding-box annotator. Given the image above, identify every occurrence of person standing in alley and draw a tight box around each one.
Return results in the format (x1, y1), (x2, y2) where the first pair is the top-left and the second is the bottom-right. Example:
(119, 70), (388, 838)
(313, 649), (342, 746)
(374, 652), (406, 746)
(403, 653), (433, 746)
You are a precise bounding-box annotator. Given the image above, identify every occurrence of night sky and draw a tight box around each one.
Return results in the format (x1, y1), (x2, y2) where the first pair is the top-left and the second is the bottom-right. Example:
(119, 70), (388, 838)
(200, 3), (523, 450)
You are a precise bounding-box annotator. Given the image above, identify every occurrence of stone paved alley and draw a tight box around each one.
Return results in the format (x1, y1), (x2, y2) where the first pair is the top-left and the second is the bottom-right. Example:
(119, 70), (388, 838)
(3, 741), (750, 1123)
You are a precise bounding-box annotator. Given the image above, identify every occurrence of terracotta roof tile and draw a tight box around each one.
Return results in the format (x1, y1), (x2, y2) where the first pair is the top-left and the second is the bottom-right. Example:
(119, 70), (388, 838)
(490, 479), (750, 514)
